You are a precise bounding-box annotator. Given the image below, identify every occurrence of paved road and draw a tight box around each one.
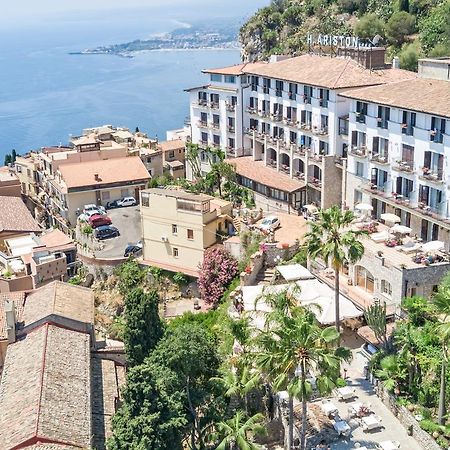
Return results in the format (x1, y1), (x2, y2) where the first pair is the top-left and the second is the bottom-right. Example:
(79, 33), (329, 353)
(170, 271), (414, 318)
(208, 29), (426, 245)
(95, 205), (142, 258)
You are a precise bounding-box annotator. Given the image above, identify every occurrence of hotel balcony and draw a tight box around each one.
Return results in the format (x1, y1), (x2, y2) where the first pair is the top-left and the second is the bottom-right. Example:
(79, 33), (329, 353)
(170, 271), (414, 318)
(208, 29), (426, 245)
(299, 122), (312, 132)
(430, 131), (444, 144)
(308, 176), (322, 189)
(227, 125), (235, 133)
(302, 95), (312, 104)
(210, 122), (220, 130)
(293, 171), (305, 181)
(355, 113), (366, 124)
(312, 126), (328, 136)
(349, 146), (368, 158)
(393, 161), (415, 173)
(308, 152), (323, 163)
(226, 103), (236, 112)
(270, 113), (283, 122)
(377, 118), (389, 129)
(226, 146), (236, 156)
(319, 99), (328, 108)
(282, 117), (297, 127)
(197, 120), (208, 128)
(293, 145), (308, 157)
(419, 170), (445, 185)
(370, 153), (389, 165)
(401, 124), (414, 136)
(196, 100), (208, 108)
(209, 102), (220, 110)
(246, 106), (257, 115)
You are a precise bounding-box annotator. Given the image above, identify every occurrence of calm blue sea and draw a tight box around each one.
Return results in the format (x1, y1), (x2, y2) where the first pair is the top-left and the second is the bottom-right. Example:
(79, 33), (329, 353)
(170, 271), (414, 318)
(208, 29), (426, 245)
(0, 1), (266, 159)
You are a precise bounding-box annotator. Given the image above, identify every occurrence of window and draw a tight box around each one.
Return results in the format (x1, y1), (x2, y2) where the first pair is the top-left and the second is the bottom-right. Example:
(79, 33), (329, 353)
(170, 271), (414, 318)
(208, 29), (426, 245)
(201, 132), (208, 144)
(251, 76), (259, 91)
(200, 112), (207, 124)
(275, 80), (283, 96)
(141, 193), (150, 207)
(187, 229), (194, 239)
(211, 74), (222, 82)
(263, 78), (271, 94)
(101, 191), (110, 201)
(213, 135), (220, 145)
(401, 110), (416, 135)
(173, 247), (179, 257)
(228, 138), (235, 148)
(224, 75), (236, 83)
(16, 165), (22, 173)
(168, 150), (175, 159)
(231, 96), (237, 106)
(381, 280), (392, 298)
(377, 106), (390, 129)
(355, 161), (364, 177)
(356, 101), (367, 123)
(172, 224), (178, 234)
(288, 82), (297, 100)
(121, 189), (129, 197)
(430, 116), (446, 143)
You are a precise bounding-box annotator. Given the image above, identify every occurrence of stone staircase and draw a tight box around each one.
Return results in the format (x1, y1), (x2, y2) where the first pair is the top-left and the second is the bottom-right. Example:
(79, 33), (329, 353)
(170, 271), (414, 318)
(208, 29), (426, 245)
(232, 217), (241, 233)
(255, 267), (275, 285)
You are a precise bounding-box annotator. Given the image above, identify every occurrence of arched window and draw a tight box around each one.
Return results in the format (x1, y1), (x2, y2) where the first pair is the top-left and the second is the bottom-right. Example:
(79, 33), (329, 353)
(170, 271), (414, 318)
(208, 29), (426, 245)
(355, 266), (375, 293)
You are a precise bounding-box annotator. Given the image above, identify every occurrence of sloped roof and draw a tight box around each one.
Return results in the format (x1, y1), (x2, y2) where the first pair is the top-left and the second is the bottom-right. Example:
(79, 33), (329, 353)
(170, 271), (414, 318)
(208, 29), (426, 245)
(203, 62), (265, 76)
(159, 139), (185, 152)
(340, 78), (450, 118)
(57, 156), (150, 189)
(0, 196), (41, 233)
(22, 281), (94, 331)
(0, 292), (26, 340)
(0, 324), (92, 449)
(242, 54), (416, 89)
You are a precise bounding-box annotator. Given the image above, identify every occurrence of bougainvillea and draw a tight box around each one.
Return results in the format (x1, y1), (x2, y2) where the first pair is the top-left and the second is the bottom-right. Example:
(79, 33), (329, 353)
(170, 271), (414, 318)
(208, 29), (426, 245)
(198, 247), (238, 307)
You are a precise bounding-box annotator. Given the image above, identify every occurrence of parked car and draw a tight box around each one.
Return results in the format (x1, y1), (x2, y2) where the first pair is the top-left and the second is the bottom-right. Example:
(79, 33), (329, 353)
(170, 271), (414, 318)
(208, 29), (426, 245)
(106, 199), (120, 209)
(84, 204), (106, 214)
(259, 216), (280, 231)
(95, 225), (120, 240)
(89, 214), (112, 228)
(124, 241), (143, 257)
(117, 196), (137, 207)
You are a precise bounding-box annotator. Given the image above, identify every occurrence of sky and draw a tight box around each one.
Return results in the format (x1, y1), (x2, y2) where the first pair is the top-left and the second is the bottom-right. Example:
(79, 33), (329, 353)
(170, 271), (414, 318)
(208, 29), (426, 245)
(2, 0), (269, 26)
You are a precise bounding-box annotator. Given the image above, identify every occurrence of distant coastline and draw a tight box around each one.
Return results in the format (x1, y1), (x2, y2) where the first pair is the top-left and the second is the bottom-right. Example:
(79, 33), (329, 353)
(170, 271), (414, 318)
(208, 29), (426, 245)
(70, 20), (240, 58)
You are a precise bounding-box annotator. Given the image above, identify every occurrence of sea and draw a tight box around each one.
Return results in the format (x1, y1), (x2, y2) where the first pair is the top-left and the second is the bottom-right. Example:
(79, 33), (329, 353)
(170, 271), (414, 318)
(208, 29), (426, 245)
(0, 1), (266, 161)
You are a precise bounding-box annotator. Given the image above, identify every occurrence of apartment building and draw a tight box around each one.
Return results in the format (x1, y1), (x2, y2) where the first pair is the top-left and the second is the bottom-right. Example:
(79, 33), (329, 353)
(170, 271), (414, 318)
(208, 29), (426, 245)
(140, 188), (232, 276)
(0, 167), (21, 197)
(186, 50), (415, 213)
(342, 58), (450, 244)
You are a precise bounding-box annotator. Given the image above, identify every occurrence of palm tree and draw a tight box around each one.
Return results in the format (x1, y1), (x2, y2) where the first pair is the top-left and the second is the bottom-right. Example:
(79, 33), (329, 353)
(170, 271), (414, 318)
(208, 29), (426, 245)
(305, 205), (366, 332)
(432, 273), (450, 425)
(395, 322), (419, 393)
(212, 410), (266, 450)
(375, 355), (405, 393)
(255, 305), (350, 450)
(214, 366), (261, 415)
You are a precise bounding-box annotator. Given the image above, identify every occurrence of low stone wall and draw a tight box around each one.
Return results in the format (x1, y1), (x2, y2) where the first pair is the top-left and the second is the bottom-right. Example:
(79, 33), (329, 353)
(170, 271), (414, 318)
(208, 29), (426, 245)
(265, 241), (300, 267)
(240, 250), (264, 286)
(371, 377), (442, 450)
(78, 254), (127, 277)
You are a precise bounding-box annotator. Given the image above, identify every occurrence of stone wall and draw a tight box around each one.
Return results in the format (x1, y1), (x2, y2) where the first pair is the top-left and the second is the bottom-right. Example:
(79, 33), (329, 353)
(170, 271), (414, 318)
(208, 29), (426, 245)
(265, 241), (300, 267)
(371, 377), (443, 450)
(78, 254), (127, 278)
(240, 250), (264, 286)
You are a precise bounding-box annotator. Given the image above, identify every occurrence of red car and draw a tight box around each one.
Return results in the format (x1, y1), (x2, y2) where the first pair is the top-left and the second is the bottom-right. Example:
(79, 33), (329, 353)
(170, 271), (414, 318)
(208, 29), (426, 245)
(89, 214), (112, 228)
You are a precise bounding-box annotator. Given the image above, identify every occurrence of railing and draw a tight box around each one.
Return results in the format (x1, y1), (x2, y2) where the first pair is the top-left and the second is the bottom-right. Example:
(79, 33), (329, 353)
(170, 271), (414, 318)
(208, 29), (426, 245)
(356, 113), (366, 124)
(226, 147), (236, 155)
(401, 124), (414, 136)
(283, 117), (297, 127)
(308, 152), (323, 163)
(293, 146), (307, 156)
(210, 122), (220, 130)
(370, 153), (389, 164)
(197, 120), (207, 128)
(299, 122), (312, 131)
(308, 176), (322, 188)
(302, 95), (311, 104)
(419, 170), (444, 183)
(227, 125), (235, 133)
(430, 131), (444, 144)
(226, 104), (236, 112)
(271, 114), (282, 122)
(393, 160), (414, 173)
(210, 102), (219, 110)
(312, 126), (328, 136)
(377, 118), (389, 129)
(319, 99), (328, 108)
(349, 146), (368, 158)
(288, 92), (297, 101)
(197, 100), (208, 107)
(246, 106), (257, 114)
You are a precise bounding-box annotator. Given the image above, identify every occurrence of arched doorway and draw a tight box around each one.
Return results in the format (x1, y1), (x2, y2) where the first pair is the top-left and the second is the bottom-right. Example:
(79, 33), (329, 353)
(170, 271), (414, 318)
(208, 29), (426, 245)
(355, 266), (374, 293)
(267, 147), (277, 167)
(280, 153), (290, 173)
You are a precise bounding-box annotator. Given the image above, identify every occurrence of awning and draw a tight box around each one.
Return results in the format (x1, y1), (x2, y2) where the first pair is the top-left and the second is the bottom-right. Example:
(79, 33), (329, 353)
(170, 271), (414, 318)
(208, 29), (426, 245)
(276, 264), (315, 281)
(380, 213), (401, 223)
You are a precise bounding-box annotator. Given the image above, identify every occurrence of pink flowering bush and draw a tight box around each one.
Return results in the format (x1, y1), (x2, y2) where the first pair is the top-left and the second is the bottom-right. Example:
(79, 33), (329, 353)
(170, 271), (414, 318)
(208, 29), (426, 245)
(198, 247), (238, 307)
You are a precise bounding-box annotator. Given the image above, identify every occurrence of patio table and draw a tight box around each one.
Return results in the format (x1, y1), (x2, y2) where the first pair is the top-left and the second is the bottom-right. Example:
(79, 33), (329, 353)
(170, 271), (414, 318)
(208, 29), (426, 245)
(362, 414), (382, 431)
(333, 419), (351, 436)
(321, 401), (338, 416)
(379, 441), (399, 450)
(336, 386), (355, 400)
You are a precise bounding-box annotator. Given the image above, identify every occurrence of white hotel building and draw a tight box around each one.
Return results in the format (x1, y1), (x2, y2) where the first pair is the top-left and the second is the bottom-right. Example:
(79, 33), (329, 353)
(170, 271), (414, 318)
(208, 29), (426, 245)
(186, 52), (450, 242)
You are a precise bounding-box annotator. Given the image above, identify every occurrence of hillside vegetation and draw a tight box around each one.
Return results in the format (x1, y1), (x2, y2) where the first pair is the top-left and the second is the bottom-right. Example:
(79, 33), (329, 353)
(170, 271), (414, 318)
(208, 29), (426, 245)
(240, 0), (450, 70)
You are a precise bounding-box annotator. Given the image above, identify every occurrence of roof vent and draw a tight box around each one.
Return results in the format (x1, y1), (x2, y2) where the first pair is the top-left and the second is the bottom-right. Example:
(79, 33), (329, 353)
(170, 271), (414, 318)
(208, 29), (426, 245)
(94, 173), (100, 181)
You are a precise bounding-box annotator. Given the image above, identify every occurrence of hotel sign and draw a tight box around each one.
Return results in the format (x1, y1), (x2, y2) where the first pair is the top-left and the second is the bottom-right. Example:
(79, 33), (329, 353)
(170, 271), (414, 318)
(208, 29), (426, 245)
(307, 34), (372, 49)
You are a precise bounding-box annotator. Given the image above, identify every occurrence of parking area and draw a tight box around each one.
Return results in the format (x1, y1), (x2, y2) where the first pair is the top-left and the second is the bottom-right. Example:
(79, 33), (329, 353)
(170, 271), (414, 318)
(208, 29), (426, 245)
(254, 212), (308, 246)
(94, 205), (142, 258)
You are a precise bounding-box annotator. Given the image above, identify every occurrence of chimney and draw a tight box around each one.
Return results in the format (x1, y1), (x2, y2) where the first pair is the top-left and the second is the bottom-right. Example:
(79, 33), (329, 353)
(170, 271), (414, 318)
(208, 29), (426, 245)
(94, 173), (100, 181)
(392, 56), (400, 69)
(5, 299), (16, 344)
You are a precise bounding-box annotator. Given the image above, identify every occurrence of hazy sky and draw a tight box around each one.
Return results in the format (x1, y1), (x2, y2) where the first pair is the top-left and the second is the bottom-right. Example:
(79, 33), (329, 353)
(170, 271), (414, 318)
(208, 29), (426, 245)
(3, 0), (268, 24)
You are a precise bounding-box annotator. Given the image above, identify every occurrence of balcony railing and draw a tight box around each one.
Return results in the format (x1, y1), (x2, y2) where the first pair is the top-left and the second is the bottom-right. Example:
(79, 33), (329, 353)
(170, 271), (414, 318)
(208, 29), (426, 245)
(283, 117), (297, 127)
(401, 124), (414, 136)
(393, 160), (415, 173)
(319, 99), (328, 108)
(197, 120), (207, 128)
(299, 122), (312, 131)
(302, 95), (311, 104)
(293, 171), (305, 180)
(377, 118), (389, 129)
(312, 126), (328, 136)
(270, 113), (283, 122)
(258, 110), (270, 118)
(430, 131), (444, 144)
(370, 153), (389, 164)
(288, 92), (297, 101)
(210, 102), (219, 110)
(197, 99), (208, 107)
(210, 122), (220, 130)
(293, 146), (307, 157)
(349, 146), (368, 158)
(226, 146), (236, 155)
(308, 152), (323, 163)
(246, 106), (257, 114)
(356, 113), (366, 124)
(227, 125), (235, 133)
(308, 176), (322, 188)
(226, 103), (236, 112)
(419, 169), (444, 183)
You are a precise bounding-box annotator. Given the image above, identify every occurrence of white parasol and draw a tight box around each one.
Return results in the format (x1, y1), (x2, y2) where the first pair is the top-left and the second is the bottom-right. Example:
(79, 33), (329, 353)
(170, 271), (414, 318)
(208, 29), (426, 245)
(380, 213), (401, 224)
(390, 224), (412, 235)
(421, 241), (445, 252)
(355, 203), (374, 211)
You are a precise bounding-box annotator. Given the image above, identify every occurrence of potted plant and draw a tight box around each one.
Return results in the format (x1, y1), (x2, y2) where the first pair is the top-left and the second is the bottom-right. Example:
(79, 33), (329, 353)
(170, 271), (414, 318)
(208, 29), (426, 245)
(281, 242), (290, 249)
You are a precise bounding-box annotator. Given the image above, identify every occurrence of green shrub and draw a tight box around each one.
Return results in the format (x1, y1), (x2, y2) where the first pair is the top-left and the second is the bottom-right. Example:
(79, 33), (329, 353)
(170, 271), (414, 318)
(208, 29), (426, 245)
(399, 42), (421, 71)
(173, 271), (188, 286)
(82, 224), (93, 235)
(385, 11), (416, 46)
(354, 13), (385, 39)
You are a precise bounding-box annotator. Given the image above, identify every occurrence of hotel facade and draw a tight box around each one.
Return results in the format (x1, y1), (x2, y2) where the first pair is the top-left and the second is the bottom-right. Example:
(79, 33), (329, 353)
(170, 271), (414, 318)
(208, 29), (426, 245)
(186, 52), (450, 244)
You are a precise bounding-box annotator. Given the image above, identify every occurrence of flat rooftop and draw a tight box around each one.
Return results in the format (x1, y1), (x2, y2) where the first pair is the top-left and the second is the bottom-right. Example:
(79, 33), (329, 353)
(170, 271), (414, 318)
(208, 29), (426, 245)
(143, 187), (214, 202)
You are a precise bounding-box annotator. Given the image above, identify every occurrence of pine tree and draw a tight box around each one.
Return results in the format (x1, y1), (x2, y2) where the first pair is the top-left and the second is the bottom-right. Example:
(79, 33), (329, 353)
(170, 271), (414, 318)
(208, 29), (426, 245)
(123, 288), (164, 366)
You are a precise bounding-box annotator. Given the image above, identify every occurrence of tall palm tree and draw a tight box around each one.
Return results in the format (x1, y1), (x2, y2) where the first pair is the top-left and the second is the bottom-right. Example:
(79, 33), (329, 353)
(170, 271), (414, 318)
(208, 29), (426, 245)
(305, 205), (366, 332)
(255, 305), (350, 450)
(212, 410), (266, 450)
(432, 273), (450, 425)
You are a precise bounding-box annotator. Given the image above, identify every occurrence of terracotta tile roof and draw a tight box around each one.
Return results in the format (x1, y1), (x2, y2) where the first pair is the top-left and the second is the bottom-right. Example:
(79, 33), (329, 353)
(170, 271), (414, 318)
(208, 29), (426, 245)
(0, 292), (26, 340)
(357, 322), (396, 346)
(340, 78), (450, 118)
(57, 156), (150, 190)
(242, 54), (416, 89)
(21, 281), (94, 332)
(0, 324), (92, 449)
(39, 229), (75, 251)
(226, 156), (305, 193)
(158, 139), (185, 152)
(0, 196), (41, 233)
(203, 62), (265, 76)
